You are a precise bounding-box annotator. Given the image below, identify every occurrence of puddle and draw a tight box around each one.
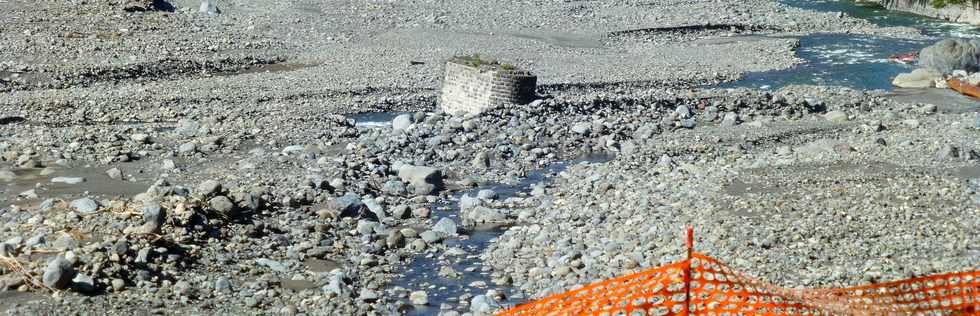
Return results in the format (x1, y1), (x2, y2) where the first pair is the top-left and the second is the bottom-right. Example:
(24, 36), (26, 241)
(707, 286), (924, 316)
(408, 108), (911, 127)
(954, 165), (980, 180)
(390, 152), (614, 314)
(348, 111), (411, 128)
(502, 30), (603, 49)
(215, 63), (316, 77)
(724, 178), (786, 196)
(0, 164), (150, 206)
(304, 258), (341, 273)
(280, 279), (318, 291)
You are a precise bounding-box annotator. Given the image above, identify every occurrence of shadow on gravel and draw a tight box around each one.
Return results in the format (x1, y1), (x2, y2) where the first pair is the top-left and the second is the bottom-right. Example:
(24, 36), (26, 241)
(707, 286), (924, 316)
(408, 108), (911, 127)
(151, 0), (175, 12)
(124, 0), (175, 12)
(608, 24), (778, 37)
(537, 77), (713, 94)
(0, 116), (25, 125)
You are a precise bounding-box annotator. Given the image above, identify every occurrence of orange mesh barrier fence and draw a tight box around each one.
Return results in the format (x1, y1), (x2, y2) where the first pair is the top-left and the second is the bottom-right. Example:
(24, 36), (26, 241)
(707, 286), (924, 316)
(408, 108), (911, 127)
(498, 229), (979, 315)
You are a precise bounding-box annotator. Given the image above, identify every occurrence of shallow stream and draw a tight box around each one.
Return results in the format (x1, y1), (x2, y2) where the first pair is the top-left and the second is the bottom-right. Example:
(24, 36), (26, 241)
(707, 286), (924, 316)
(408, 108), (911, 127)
(373, 1), (980, 313)
(724, 0), (980, 91)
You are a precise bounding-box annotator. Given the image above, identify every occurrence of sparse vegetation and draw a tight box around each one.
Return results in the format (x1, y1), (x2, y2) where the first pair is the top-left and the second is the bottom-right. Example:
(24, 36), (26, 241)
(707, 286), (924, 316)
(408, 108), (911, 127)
(931, 0), (975, 8)
(454, 55), (526, 73)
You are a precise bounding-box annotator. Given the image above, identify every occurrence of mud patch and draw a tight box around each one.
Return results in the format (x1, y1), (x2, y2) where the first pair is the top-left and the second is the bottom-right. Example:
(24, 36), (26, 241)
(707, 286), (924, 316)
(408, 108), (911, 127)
(885, 88), (980, 113)
(280, 279), (318, 291)
(0, 57), (286, 92)
(304, 258), (341, 273)
(0, 291), (45, 311)
(215, 63), (317, 77)
(503, 31), (603, 49)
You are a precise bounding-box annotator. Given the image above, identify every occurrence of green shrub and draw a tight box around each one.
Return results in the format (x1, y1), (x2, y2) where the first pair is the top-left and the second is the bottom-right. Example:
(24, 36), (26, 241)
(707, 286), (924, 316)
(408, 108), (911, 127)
(471, 54), (482, 67)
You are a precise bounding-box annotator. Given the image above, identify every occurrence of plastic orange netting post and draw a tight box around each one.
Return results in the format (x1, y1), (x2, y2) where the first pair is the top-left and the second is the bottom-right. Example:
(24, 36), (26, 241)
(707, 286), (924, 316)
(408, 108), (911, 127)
(684, 225), (693, 316)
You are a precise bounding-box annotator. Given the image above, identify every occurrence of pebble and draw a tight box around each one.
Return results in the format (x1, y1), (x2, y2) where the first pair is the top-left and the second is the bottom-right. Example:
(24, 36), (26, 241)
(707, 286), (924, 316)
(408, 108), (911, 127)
(141, 202), (166, 233)
(358, 289), (379, 302)
(105, 168), (123, 180)
(209, 196), (236, 216)
(111, 278), (126, 291)
(397, 165), (444, 195)
(131, 133), (150, 143)
(470, 294), (501, 314)
(197, 180), (222, 197)
(410, 290), (429, 305)
(42, 257), (75, 289)
(412, 207), (431, 218)
(215, 277), (232, 293)
(255, 258), (287, 273)
(824, 110), (849, 122)
(178, 142), (197, 154)
(420, 231), (442, 244)
(721, 112), (739, 126)
(392, 114), (414, 131)
(51, 177), (86, 184)
(70, 198), (100, 214)
(431, 218), (458, 236)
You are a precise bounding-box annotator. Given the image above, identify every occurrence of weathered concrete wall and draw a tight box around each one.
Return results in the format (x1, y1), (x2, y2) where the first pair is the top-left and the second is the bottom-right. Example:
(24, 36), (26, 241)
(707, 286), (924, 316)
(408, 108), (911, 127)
(439, 60), (537, 116)
(859, 0), (980, 25)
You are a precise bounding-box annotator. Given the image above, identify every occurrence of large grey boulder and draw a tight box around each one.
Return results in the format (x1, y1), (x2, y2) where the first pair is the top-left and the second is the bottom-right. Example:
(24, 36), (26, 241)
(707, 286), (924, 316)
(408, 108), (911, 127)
(892, 68), (941, 88)
(919, 38), (980, 74)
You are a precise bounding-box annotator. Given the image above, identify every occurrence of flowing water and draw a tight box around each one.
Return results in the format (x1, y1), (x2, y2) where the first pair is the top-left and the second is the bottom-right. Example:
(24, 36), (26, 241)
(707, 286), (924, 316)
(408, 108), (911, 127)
(723, 0), (980, 91)
(391, 154), (613, 315)
(349, 111), (411, 128)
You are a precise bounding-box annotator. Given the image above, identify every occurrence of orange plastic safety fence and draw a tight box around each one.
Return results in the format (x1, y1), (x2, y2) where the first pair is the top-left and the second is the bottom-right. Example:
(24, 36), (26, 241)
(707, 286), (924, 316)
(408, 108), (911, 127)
(498, 252), (980, 316)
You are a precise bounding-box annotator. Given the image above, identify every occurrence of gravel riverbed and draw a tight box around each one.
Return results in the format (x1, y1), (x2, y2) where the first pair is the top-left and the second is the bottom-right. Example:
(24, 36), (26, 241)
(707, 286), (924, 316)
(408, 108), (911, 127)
(0, 0), (976, 315)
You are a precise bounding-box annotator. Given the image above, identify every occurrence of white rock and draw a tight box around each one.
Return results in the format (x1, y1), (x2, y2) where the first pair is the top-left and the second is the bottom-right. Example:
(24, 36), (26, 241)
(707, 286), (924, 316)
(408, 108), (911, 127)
(51, 177), (86, 184)
(409, 290), (429, 305)
(892, 68), (940, 88)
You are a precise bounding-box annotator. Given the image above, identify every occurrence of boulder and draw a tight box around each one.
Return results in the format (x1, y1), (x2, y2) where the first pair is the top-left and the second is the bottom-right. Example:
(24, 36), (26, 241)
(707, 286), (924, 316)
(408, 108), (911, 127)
(396, 165), (444, 195)
(42, 257), (75, 289)
(919, 38), (980, 74)
(431, 217), (458, 236)
(330, 193), (366, 218)
(892, 68), (941, 88)
(470, 294), (502, 314)
(70, 198), (100, 214)
(392, 114), (413, 131)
